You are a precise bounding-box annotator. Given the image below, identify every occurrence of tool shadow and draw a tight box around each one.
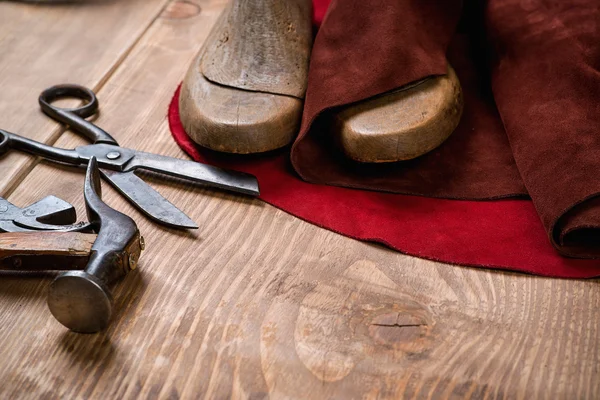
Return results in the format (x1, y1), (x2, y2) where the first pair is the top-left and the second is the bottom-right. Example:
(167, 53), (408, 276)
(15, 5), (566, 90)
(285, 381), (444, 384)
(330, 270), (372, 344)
(0, 268), (146, 336)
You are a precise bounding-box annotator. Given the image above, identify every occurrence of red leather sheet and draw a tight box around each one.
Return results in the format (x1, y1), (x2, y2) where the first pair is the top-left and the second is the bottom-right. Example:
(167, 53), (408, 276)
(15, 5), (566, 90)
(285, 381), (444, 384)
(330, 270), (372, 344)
(169, 87), (600, 278)
(169, 0), (600, 278)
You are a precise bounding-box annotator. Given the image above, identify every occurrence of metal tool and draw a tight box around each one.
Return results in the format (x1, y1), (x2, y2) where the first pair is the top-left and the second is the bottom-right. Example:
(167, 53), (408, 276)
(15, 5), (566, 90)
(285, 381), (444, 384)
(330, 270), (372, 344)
(0, 157), (144, 333)
(0, 195), (87, 233)
(0, 84), (260, 229)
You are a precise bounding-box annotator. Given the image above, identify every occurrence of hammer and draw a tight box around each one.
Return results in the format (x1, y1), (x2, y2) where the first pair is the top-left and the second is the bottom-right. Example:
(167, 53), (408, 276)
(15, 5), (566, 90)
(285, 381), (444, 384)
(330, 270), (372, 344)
(0, 157), (144, 333)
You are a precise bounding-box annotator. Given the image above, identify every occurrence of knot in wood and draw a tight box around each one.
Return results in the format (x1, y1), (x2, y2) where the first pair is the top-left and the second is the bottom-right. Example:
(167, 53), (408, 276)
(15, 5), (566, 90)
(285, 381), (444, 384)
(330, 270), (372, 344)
(368, 312), (430, 345)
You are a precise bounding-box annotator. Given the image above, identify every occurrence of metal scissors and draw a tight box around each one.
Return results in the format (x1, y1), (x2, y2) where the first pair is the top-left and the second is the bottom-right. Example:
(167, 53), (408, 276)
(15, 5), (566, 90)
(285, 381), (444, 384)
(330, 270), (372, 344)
(0, 84), (260, 229)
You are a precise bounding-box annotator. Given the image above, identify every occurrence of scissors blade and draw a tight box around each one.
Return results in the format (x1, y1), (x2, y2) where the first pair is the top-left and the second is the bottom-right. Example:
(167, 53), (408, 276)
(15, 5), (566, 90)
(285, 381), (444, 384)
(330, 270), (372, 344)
(100, 169), (199, 229)
(123, 152), (260, 197)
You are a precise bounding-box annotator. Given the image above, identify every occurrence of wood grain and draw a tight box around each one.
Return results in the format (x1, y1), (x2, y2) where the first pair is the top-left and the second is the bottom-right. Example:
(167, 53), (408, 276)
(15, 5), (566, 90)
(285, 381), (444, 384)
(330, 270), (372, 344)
(200, 0), (313, 98)
(0, 232), (94, 258)
(0, 0), (599, 399)
(180, 62), (302, 153)
(0, 232), (95, 271)
(334, 66), (464, 163)
(0, 0), (171, 195)
(180, 0), (312, 154)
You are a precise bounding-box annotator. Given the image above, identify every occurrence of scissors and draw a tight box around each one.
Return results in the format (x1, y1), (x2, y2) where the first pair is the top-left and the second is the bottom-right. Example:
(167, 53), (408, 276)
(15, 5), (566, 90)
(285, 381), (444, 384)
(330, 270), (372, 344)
(0, 84), (260, 229)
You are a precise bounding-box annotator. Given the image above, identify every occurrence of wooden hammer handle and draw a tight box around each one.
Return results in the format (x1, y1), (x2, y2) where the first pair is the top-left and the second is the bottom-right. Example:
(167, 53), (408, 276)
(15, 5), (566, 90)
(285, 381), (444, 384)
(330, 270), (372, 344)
(0, 232), (96, 271)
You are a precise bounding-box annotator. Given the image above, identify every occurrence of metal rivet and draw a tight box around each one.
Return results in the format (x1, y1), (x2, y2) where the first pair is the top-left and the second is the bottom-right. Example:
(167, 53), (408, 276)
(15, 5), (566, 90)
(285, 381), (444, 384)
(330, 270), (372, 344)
(139, 236), (145, 251)
(0, 205), (7, 213)
(128, 254), (138, 270)
(106, 151), (121, 160)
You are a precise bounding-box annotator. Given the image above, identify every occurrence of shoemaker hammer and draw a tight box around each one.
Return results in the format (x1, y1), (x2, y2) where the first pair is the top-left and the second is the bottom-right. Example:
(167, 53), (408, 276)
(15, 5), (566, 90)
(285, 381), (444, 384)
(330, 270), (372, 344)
(0, 157), (144, 333)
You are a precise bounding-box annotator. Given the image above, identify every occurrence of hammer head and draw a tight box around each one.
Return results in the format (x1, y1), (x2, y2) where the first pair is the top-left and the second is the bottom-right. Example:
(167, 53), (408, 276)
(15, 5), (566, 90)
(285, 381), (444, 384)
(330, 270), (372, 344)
(47, 271), (113, 333)
(48, 157), (143, 333)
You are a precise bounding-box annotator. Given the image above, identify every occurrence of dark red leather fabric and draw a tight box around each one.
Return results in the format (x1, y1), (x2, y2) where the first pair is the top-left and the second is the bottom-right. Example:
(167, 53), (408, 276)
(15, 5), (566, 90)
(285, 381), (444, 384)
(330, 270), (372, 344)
(487, 1), (600, 257)
(168, 0), (600, 277)
(169, 87), (600, 278)
(292, 0), (600, 258)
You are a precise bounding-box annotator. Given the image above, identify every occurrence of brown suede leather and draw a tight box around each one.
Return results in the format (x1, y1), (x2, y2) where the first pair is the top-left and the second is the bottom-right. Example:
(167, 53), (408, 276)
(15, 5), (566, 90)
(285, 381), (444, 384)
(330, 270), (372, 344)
(487, 0), (600, 257)
(291, 0), (600, 257)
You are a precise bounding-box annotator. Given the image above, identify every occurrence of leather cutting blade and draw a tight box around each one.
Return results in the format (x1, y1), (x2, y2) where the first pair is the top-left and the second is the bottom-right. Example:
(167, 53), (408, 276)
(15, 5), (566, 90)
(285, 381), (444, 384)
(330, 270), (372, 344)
(124, 151), (260, 197)
(100, 169), (199, 229)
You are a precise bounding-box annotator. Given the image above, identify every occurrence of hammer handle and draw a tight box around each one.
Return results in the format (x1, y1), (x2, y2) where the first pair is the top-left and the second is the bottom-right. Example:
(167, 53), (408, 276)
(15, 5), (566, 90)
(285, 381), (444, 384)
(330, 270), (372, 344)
(0, 232), (96, 271)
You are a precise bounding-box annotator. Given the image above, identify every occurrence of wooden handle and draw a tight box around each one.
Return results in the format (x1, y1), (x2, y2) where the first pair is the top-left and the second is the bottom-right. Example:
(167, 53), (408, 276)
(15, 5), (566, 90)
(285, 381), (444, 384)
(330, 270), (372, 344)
(0, 232), (96, 271)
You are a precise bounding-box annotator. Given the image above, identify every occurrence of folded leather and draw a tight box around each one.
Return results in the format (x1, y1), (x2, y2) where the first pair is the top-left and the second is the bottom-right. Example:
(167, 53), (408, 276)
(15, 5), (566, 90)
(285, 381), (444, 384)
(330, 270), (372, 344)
(487, 0), (600, 257)
(291, 0), (600, 257)
(291, 0), (526, 198)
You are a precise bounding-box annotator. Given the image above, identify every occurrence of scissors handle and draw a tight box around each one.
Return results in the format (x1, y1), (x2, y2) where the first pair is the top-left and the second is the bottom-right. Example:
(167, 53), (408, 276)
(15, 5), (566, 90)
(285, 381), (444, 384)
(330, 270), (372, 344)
(39, 84), (118, 145)
(0, 129), (81, 164)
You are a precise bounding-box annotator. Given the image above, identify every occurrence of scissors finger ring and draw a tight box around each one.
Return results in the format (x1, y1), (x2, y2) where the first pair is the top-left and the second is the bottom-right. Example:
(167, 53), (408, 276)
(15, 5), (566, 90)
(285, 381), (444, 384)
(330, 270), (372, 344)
(39, 84), (99, 119)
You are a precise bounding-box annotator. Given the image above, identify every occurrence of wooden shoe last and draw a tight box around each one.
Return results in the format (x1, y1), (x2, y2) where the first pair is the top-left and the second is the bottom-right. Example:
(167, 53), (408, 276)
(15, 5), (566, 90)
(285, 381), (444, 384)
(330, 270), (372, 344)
(180, 0), (313, 154)
(334, 66), (463, 163)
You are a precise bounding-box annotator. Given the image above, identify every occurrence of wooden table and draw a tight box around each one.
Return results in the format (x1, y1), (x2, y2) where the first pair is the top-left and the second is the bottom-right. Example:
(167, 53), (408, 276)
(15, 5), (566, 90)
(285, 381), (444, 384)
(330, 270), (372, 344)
(0, 1), (598, 398)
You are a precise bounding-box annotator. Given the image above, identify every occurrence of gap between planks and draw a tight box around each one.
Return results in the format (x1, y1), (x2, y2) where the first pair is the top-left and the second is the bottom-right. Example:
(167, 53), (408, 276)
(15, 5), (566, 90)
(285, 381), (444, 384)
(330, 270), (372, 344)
(1, 0), (174, 200)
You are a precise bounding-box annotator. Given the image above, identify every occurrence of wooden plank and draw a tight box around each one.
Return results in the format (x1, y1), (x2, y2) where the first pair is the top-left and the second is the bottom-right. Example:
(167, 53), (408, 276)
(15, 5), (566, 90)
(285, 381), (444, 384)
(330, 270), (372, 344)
(1, 0), (600, 398)
(0, 0), (171, 196)
(0, 232), (95, 271)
